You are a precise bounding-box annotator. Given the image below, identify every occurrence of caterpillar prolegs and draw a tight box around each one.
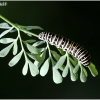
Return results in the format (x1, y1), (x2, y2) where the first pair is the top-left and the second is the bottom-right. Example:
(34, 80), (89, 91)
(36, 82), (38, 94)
(38, 32), (91, 67)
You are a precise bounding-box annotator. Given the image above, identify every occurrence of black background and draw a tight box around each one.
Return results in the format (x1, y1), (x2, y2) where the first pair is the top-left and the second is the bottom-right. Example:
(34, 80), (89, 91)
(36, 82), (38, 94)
(0, 1), (100, 99)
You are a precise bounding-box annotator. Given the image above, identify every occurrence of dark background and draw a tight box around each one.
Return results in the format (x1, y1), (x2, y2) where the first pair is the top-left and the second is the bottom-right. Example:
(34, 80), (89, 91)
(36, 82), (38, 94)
(0, 1), (100, 99)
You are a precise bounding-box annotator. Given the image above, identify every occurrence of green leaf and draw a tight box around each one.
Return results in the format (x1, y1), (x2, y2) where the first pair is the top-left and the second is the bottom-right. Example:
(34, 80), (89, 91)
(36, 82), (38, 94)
(27, 53), (43, 62)
(8, 50), (23, 67)
(51, 58), (65, 71)
(80, 66), (87, 82)
(70, 55), (78, 64)
(16, 24), (43, 30)
(51, 53), (66, 71)
(58, 48), (65, 55)
(82, 66), (88, 77)
(69, 64), (78, 81)
(54, 54), (66, 69)
(51, 58), (56, 66)
(26, 43), (40, 54)
(24, 32), (33, 37)
(53, 67), (63, 84)
(51, 50), (60, 61)
(51, 50), (65, 71)
(40, 48), (47, 62)
(0, 38), (15, 44)
(10, 29), (17, 33)
(0, 22), (11, 29)
(0, 43), (13, 57)
(25, 26), (44, 30)
(73, 64), (80, 74)
(88, 63), (98, 77)
(34, 61), (41, 68)
(29, 60), (39, 76)
(59, 66), (64, 71)
(69, 56), (77, 66)
(34, 49), (46, 68)
(22, 61), (28, 75)
(62, 64), (69, 77)
(24, 39), (36, 43)
(0, 27), (13, 38)
(40, 57), (50, 76)
(39, 48), (45, 52)
(32, 41), (45, 47)
(13, 40), (18, 55)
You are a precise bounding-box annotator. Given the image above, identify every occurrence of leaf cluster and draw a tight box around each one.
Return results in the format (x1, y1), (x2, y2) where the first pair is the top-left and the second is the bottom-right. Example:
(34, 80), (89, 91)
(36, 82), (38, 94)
(0, 19), (98, 84)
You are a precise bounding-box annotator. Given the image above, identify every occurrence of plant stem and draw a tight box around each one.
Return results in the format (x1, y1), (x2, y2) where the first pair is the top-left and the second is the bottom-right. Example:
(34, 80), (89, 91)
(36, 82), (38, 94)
(47, 42), (52, 58)
(46, 42), (56, 66)
(0, 15), (18, 29)
(17, 29), (27, 60)
(0, 15), (38, 38)
(19, 27), (38, 37)
(66, 52), (77, 66)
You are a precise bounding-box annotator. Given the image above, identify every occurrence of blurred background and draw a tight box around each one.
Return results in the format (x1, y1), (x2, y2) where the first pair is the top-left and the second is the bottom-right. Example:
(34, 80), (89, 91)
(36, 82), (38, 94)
(0, 1), (100, 99)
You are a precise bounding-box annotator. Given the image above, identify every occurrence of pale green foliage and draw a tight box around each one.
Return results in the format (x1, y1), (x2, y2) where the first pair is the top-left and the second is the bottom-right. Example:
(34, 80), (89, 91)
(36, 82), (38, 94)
(22, 61), (28, 75)
(8, 50), (23, 67)
(26, 43), (41, 54)
(88, 63), (98, 77)
(54, 54), (66, 69)
(40, 57), (50, 76)
(53, 67), (63, 84)
(0, 15), (98, 84)
(0, 43), (13, 57)
(0, 38), (15, 44)
(13, 39), (18, 55)
(0, 27), (13, 38)
(0, 22), (11, 29)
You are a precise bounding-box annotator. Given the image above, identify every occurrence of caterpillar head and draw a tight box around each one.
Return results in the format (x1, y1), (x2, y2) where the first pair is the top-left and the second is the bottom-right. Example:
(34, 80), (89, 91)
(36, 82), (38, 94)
(38, 32), (44, 40)
(38, 32), (47, 41)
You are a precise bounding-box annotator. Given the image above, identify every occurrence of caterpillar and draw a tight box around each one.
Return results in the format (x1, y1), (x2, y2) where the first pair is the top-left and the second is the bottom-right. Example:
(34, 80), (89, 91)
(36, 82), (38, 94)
(38, 32), (91, 67)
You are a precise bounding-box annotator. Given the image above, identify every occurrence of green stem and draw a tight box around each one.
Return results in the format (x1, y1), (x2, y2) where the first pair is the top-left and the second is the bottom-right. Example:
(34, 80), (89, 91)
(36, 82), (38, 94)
(0, 15), (18, 29)
(0, 15), (38, 38)
(66, 52), (77, 66)
(19, 27), (38, 37)
(17, 29), (27, 60)
(46, 42), (55, 66)
(47, 42), (52, 58)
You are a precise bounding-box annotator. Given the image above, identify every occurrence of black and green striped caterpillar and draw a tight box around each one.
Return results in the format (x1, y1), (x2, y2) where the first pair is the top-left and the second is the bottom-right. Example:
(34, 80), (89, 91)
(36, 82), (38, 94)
(38, 32), (91, 67)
